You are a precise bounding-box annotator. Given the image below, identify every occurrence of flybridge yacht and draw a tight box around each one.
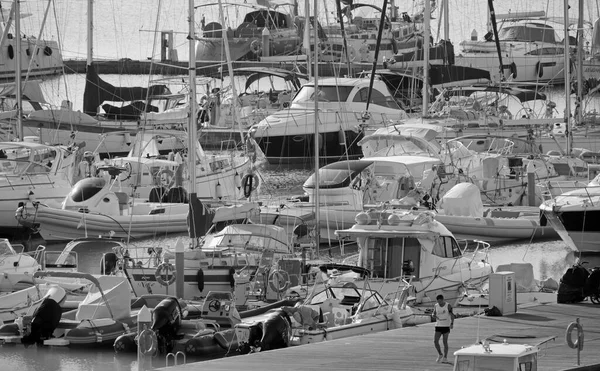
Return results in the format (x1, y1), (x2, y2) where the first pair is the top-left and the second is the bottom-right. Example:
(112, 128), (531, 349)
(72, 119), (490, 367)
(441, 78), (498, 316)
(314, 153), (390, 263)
(456, 11), (574, 85)
(248, 77), (408, 165)
(284, 209), (492, 304)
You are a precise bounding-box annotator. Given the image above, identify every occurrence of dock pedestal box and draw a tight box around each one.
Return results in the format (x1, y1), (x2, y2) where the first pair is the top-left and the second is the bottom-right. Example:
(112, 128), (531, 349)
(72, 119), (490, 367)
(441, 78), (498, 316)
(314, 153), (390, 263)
(489, 271), (517, 315)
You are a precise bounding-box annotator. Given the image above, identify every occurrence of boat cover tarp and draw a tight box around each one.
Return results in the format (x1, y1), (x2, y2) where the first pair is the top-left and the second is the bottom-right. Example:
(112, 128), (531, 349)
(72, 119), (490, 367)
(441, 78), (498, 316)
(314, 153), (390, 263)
(83, 63), (171, 116)
(188, 197), (215, 239)
(75, 276), (131, 321)
(438, 182), (483, 217)
(213, 202), (260, 223)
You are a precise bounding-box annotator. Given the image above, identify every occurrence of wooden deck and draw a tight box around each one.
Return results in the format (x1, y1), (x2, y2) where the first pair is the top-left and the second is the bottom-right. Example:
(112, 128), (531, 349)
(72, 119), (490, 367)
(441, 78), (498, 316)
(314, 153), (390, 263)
(157, 299), (600, 371)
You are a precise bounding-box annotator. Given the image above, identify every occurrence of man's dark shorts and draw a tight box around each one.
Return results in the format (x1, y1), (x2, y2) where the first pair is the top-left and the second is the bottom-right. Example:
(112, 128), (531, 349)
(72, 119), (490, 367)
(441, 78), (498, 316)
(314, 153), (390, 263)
(435, 327), (450, 334)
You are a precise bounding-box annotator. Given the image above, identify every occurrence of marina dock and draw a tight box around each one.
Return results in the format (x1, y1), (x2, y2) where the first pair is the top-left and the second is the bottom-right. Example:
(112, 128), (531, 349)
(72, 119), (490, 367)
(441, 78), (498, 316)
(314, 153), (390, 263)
(157, 300), (600, 371)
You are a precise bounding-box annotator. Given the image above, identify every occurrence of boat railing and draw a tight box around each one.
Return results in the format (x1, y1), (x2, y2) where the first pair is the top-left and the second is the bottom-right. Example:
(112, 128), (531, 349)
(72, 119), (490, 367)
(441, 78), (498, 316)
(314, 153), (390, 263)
(0, 172), (57, 190)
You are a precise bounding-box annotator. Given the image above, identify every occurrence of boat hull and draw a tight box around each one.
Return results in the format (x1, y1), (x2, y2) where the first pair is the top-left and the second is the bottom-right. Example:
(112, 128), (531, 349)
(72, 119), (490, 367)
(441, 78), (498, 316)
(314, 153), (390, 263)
(255, 130), (364, 165)
(32, 204), (189, 241)
(540, 209), (600, 252)
(435, 214), (558, 243)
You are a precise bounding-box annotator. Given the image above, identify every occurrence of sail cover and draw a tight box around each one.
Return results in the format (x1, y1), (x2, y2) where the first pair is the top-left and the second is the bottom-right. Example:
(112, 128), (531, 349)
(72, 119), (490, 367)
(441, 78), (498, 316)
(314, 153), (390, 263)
(82, 63), (171, 116)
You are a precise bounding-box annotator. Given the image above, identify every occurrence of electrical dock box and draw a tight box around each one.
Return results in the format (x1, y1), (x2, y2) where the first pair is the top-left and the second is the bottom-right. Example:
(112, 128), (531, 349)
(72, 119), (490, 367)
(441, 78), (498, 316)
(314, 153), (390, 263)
(489, 271), (517, 315)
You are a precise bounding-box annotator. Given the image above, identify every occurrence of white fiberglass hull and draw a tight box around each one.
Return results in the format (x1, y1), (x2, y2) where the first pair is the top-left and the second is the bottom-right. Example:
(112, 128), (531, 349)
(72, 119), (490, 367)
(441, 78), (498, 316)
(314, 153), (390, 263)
(435, 214), (558, 243)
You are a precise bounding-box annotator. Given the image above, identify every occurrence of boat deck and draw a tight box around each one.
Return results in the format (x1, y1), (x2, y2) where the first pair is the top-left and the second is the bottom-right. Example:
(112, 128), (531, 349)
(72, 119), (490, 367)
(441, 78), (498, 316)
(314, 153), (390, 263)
(157, 299), (600, 371)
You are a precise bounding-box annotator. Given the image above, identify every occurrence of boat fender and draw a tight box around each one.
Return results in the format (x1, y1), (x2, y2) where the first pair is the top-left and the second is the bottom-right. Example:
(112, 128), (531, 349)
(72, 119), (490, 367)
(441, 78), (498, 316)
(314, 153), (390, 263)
(214, 330), (230, 350)
(155, 262), (176, 286)
(113, 332), (137, 353)
(539, 211), (547, 227)
(43, 46), (53, 56)
(566, 321), (584, 350)
(138, 329), (158, 356)
(250, 39), (262, 54)
(101, 252), (118, 275)
(509, 62), (517, 79)
(7, 44), (14, 60)
(242, 173), (259, 198)
(229, 267), (236, 288)
(196, 268), (205, 293)
(535, 62), (543, 78)
(268, 270), (290, 294)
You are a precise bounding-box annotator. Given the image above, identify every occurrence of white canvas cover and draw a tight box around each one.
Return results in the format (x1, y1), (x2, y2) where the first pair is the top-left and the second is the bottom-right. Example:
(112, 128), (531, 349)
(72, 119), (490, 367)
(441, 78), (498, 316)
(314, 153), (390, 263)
(76, 276), (131, 321)
(438, 182), (483, 217)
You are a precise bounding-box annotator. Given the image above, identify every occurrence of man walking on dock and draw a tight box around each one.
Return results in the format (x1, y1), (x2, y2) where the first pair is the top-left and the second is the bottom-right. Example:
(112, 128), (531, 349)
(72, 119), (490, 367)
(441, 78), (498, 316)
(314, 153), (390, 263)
(433, 294), (455, 363)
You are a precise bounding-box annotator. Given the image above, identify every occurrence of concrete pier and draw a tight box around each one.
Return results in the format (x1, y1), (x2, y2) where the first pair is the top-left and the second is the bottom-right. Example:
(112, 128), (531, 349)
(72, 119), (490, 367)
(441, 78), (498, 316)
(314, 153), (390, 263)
(156, 299), (600, 371)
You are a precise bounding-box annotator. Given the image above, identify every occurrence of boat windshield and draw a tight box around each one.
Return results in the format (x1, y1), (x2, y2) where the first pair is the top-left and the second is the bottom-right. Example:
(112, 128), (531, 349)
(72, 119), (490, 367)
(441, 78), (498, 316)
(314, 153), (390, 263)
(213, 233), (272, 251)
(304, 161), (372, 189)
(293, 85), (354, 103)
(0, 239), (15, 255)
(499, 23), (558, 43)
(309, 286), (364, 305)
(69, 177), (106, 202)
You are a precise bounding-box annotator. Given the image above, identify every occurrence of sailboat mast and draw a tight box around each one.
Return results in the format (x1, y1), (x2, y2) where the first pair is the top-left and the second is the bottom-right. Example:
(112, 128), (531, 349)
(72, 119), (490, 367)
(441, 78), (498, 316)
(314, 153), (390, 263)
(422, 0), (430, 113)
(443, 0), (449, 40)
(563, 0), (571, 155)
(486, 0), (505, 80)
(14, 0), (22, 140)
(87, 0), (93, 66)
(188, 0), (197, 193)
(217, 0), (244, 144)
(313, 0), (320, 255)
(576, 0), (584, 126)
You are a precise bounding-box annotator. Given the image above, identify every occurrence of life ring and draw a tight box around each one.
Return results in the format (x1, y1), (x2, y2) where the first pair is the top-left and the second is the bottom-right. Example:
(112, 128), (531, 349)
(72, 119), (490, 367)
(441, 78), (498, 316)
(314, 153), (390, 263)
(7, 44), (13, 60)
(566, 322), (584, 350)
(138, 329), (158, 356)
(268, 270), (290, 294)
(250, 39), (262, 54)
(535, 61), (543, 78)
(156, 168), (174, 187)
(242, 172), (259, 198)
(155, 262), (176, 286)
(346, 46), (357, 62)
(196, 268), (204, 293)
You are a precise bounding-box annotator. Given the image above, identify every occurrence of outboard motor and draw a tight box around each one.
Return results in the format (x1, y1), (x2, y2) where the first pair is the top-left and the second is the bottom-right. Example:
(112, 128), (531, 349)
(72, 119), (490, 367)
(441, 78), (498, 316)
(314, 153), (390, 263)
(21, 297), (63, 346)
(151, 297), (183, 353)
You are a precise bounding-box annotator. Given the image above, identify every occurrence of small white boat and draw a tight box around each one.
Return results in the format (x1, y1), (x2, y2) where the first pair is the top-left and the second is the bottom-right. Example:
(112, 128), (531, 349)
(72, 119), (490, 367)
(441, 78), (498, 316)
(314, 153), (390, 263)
(22, 176), (190, 241)
(0, 239), (44, 293)
(0, 283), (66, 323)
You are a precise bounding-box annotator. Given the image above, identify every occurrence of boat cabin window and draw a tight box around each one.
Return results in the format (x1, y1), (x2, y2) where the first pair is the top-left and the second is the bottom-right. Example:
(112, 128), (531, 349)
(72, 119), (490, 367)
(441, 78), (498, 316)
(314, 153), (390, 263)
(432, 236), (461, 258)
(455, 359), (470, 371)
(474, 355), (515, 370)
(243, 10), (288, 29)
(352, 87), (401, 109)
(499, 23), (558, 43)
(293, 85), (354, 103)
(366, 237), (421, 279)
